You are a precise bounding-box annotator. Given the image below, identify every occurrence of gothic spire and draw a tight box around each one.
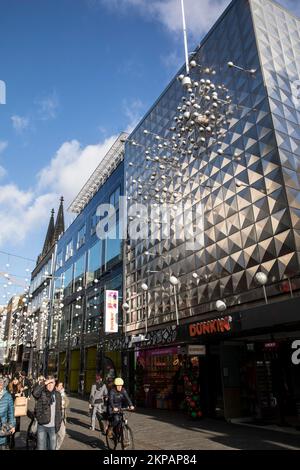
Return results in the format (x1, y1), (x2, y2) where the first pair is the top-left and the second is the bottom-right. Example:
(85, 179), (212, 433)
(42, 209), (55, 257)
(54, 196), (65, 241)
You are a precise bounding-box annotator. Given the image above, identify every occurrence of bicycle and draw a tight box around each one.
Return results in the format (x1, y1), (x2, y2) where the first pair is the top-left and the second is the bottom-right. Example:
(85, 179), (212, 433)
(26, 410), (37, 450)
(105, 408), (134, 450)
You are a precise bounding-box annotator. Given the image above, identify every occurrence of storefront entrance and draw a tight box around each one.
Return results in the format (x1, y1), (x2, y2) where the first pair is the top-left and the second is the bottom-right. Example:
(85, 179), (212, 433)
(239, 338), (300, 426)
(134, 344), (224, 418)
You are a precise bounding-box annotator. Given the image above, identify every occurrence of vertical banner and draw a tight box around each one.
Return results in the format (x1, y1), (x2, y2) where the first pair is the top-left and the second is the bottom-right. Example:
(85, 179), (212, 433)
(104, 290), (119, 333)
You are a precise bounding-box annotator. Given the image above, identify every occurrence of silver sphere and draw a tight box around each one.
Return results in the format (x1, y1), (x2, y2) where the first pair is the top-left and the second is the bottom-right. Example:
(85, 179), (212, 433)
(255, 272), (268, 285)
(216, 300), (227, 312)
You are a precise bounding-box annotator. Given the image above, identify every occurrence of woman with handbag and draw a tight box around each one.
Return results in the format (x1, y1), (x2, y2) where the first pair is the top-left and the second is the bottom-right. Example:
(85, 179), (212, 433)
(8, 376), (24, 449)
(0, 377), (16, 450)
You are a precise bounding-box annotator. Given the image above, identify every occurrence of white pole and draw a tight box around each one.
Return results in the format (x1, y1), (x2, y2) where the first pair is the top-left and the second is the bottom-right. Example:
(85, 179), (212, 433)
(180, 0), (190, 75)
(174, 285), (179, 326)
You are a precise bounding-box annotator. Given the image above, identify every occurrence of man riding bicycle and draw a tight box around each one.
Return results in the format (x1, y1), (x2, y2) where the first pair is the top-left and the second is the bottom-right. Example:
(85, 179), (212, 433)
(107, 378), (134, 438)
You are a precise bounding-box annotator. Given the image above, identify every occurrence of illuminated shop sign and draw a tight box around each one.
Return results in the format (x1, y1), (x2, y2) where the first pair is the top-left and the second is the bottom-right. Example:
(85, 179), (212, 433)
(189, 316), (232, 337)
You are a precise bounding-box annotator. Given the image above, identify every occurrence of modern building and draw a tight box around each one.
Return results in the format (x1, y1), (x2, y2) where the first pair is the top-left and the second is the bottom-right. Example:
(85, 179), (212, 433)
(114, 0), (300, 424)
(52, 133), (127, 394)
(25, 198), (65, 377)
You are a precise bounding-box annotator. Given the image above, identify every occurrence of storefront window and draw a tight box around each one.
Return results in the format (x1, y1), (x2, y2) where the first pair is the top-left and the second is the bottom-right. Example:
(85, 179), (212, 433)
(135, 347), (181, 410)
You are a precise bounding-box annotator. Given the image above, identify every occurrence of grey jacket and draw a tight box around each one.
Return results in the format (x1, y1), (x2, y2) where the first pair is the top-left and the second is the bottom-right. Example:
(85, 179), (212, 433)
(89, 383), (108, 410)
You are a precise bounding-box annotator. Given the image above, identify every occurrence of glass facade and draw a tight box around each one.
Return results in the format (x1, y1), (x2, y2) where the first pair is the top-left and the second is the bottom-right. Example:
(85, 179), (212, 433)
(54, 161), (124, 352)
(77, 225), (86, 250)
(124, 0), (300, 330)
(65, 240), (73, 261)
(87, 240), (103, 284)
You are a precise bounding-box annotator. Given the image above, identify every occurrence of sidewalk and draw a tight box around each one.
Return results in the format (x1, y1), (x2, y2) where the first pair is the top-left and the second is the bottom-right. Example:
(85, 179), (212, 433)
(13, 395), (300, 450)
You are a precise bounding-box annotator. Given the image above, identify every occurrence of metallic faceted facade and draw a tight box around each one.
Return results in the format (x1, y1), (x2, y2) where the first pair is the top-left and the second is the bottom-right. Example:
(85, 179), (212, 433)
(124, 0), (300, 332)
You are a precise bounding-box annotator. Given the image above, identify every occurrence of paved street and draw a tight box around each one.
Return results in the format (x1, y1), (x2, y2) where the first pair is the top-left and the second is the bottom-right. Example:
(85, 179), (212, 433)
(13, 396), (300, 450)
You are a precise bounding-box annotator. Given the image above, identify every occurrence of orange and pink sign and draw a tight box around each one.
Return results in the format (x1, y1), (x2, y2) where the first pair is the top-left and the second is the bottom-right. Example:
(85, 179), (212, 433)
(104, 290), (118, 333)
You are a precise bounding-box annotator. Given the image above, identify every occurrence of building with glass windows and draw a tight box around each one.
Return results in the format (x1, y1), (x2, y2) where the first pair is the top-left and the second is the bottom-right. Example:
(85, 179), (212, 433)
(117, 0), (300, 424)
(25, 198), (65, 377)
(51, 133), (127, 394)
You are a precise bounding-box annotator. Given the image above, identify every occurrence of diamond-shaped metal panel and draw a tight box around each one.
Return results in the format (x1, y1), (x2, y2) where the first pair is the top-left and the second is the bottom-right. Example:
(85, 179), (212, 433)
(124, 0), (300, 330)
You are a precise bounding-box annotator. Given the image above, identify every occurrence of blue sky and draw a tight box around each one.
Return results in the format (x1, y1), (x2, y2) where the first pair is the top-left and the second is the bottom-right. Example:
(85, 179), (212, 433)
(0, 0), (299, 301)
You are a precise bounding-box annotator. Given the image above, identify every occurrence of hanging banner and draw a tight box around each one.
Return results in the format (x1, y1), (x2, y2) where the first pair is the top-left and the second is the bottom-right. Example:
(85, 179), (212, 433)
(104, 290), (119, 333)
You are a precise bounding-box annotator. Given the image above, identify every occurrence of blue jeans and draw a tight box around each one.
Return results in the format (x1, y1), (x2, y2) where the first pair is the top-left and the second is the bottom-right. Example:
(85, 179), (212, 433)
(37, 424), (57, 450)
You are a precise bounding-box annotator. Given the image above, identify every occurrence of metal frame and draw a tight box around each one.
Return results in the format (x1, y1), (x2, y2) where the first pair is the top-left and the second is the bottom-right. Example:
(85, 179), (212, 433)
(68, 132), (128, 214)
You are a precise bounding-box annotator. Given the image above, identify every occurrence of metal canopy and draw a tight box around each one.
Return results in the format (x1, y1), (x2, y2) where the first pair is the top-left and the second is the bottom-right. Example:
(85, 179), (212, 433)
(68, 132), (128, 214)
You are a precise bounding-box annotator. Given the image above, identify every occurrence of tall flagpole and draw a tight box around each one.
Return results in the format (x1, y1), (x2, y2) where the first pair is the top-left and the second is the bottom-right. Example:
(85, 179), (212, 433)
(180, 0), (190, 76)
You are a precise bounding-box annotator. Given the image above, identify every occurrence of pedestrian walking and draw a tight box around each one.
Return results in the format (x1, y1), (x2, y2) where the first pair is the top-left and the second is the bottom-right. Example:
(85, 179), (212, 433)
(0, 377), (16, 450)
(89, 375), (108, 434)
(55, 381), (69, 450)
(32, 375), (62, 450)
(7, 376), (23, 449)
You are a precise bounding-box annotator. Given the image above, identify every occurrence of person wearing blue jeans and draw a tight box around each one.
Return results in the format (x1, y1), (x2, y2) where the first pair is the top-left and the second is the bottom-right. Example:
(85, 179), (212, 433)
(32, 376), (62, 451)
(37, 424), (56, 450)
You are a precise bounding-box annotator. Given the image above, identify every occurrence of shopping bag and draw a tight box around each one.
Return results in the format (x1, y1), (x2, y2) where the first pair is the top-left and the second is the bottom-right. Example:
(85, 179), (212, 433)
(14, 396), (28, 417)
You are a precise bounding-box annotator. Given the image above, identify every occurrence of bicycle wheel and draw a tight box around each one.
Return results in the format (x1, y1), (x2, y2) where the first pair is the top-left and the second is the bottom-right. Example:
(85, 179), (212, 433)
(121, 425), (134, 450)
(106, 429), (117, 450)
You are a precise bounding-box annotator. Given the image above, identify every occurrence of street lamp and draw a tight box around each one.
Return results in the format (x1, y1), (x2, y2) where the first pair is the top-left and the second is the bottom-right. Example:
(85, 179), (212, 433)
(170, 275), (180, 326)
(216, 300), (227, 312)
(255, 272), (268, 304)
(141, 283), (149, 333)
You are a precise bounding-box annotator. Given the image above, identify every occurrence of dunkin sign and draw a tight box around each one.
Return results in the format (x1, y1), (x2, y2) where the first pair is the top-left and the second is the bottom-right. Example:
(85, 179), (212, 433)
(189, 316), (232, 337)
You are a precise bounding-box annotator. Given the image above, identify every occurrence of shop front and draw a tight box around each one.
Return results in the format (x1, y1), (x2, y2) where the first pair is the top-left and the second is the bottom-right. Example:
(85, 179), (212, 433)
(132, 315), (234, 418)
(227, 334), (300, 426)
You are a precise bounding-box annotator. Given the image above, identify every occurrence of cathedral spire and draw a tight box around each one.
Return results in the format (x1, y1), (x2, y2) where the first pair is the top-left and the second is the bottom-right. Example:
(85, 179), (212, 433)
(54, 196), (65, 241)
(42, 209), (55, 257)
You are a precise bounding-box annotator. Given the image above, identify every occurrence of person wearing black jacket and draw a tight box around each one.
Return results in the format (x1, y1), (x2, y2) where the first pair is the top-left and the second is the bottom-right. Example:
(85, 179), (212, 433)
(107, 378), (134, 437)
(32, 376), (62, 450)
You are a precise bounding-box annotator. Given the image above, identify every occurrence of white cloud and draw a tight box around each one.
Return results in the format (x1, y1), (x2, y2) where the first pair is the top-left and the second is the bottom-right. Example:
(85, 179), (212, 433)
(0, 96), (143, 248)
(0, 186), (57, 246)
(0, 137), (120, 246)
(0, 141), (8, 154)
(100, 0), (230, 40)
(37, 135), (119, 204)
(36, 91), (59, 120)
(100, 0), (300, 40)
(11, 115), (30, 133)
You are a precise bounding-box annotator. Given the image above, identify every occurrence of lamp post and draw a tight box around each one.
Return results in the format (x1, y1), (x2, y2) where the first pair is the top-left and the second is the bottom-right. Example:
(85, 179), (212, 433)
(141, 283), (149, 334)
(170, 275), (180, 326)
(43, 244), (57, 377)
(255, 272), (268, 304)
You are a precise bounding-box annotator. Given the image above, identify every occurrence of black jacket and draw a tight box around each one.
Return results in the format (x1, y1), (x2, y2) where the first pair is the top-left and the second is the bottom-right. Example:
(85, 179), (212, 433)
(32, 384), (62, 433)
(108, 388), (133, 414)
